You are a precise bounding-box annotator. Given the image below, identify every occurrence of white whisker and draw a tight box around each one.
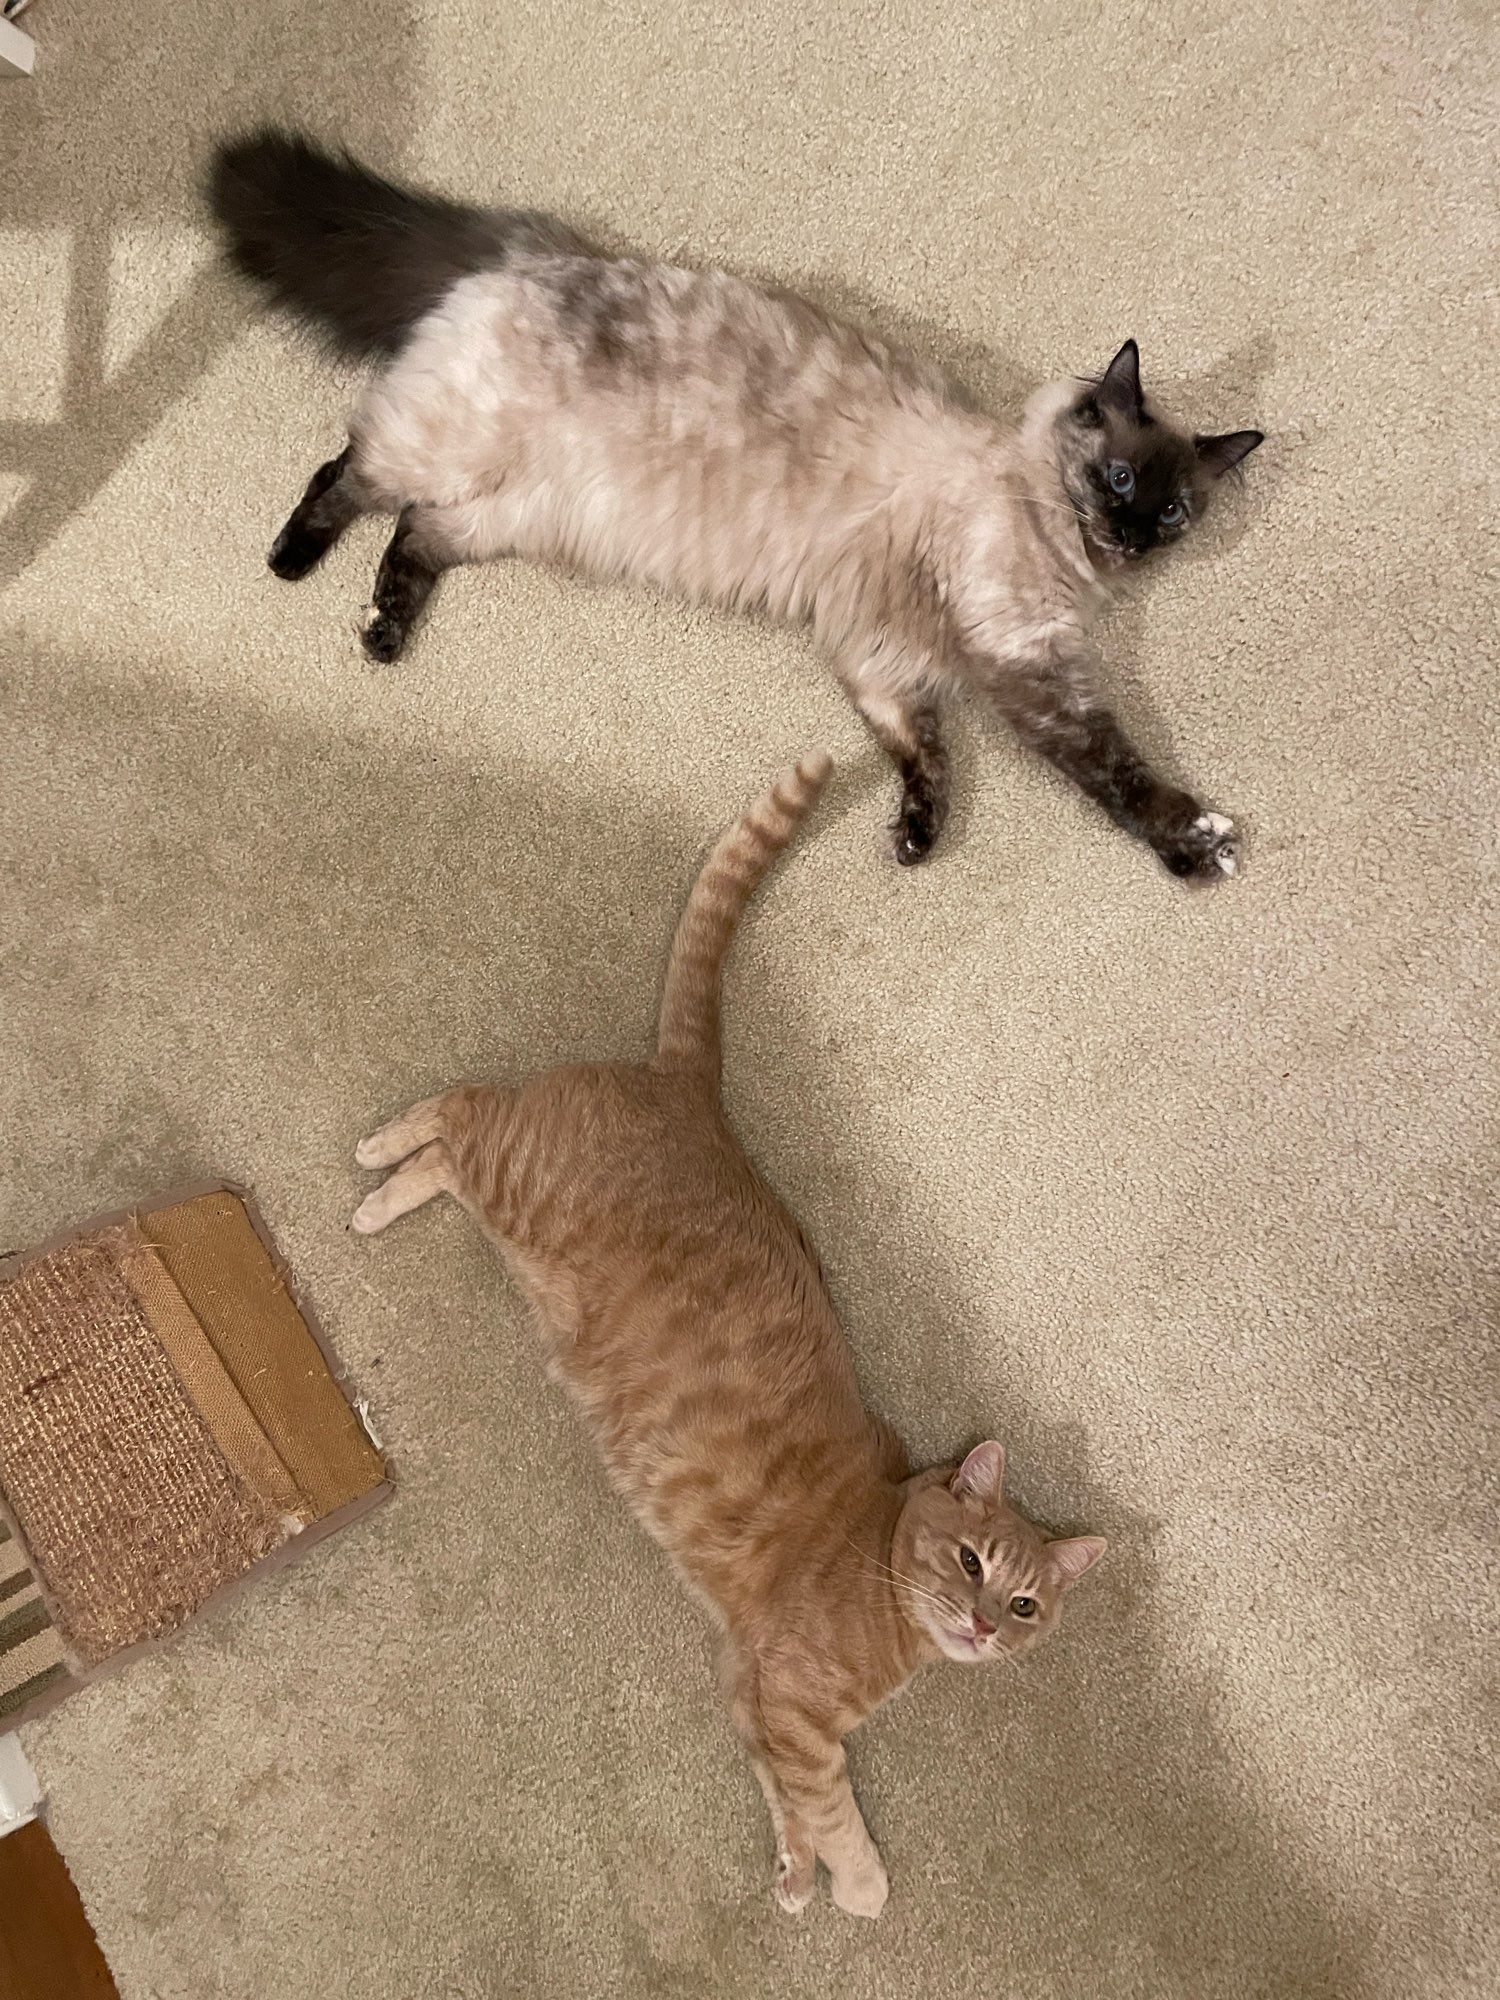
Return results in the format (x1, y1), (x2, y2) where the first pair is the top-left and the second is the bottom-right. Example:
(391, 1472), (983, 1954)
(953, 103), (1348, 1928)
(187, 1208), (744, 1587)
(853, 1561), (951, 1616)
(844, 1537), (961, 1621)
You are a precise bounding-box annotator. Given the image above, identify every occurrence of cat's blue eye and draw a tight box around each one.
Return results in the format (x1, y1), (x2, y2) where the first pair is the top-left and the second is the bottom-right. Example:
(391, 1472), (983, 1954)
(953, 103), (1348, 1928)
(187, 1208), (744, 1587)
(1160, 500), (1185, 527)
(1107, 462), (1134, 497)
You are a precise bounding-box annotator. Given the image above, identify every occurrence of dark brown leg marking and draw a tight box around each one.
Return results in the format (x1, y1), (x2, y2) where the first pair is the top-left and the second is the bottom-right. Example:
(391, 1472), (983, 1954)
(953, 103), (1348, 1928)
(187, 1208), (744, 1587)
(268, 447), (362, 581)
(854, 694), (950, 865)
(1002, 687), (1237, 879)
(893, 706), (951, 866)
(361, 508), (447, 664)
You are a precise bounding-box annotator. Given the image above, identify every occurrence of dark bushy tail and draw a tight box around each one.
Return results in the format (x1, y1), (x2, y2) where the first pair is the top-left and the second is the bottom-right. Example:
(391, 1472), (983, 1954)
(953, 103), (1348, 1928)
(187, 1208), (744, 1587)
(205, 126), (588, 360)
(656, 754), (834, 1085)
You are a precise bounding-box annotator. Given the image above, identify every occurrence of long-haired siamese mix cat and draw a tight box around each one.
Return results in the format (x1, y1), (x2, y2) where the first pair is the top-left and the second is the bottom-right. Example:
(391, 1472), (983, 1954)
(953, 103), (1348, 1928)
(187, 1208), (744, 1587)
(209, 129), (1264, 880)
(351, 754), (1106, 1919)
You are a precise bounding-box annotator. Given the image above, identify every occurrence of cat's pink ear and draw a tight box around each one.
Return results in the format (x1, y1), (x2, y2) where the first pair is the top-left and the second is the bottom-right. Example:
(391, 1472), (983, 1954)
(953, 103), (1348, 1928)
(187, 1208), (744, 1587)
(1048, 1536), (1107, 1587)
(951, 1441), (1005, 1503)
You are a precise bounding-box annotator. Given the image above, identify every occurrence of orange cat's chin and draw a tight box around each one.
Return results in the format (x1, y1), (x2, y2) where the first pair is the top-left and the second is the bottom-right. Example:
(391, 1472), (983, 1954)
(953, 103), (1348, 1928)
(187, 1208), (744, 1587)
(928, 1622), (994, 1665)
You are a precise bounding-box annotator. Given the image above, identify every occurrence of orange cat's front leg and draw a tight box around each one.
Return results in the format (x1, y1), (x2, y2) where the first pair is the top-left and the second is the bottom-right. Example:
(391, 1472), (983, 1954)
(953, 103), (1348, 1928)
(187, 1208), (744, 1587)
(745, 1749), (818, 1915)
(722, 1651), (818, 1913)
(758, 1708), (889, 1919)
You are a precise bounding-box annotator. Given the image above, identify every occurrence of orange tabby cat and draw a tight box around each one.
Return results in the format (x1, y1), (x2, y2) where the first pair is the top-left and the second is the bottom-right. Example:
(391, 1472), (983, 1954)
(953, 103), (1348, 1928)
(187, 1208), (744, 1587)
(352, 754), (1106, 1918)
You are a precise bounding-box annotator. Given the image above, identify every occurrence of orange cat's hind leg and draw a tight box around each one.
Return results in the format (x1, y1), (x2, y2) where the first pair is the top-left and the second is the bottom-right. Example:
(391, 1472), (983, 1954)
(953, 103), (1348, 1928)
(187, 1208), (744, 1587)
(353, 1086), (515, 1234)
(351, 1139), (454, 1234)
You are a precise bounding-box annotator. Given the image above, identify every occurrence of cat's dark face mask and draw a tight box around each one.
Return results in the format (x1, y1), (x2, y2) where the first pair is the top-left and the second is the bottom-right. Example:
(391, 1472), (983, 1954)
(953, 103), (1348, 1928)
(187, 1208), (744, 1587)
(1065, 340), (1263, 566)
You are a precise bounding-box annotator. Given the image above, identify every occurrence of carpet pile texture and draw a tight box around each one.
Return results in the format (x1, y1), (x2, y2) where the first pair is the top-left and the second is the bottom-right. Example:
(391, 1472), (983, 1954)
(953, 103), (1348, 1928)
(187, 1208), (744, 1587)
(2, 3), (1494, 1995)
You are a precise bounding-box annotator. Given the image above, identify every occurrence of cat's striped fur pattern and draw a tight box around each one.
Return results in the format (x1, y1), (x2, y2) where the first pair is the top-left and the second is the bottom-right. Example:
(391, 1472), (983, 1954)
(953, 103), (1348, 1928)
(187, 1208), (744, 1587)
(352, 758), (1105, 1916)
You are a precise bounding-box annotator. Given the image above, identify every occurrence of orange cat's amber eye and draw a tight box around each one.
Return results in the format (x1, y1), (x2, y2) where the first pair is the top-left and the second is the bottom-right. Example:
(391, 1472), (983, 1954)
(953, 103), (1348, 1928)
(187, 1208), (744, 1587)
(959, 1546), (982, 1578)
(1010, 1596), (1037, 1619)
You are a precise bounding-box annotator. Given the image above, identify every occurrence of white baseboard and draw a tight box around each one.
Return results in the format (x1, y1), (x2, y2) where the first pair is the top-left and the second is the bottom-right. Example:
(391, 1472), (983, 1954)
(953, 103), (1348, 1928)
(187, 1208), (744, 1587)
(0, 1734), (43, 1835)
(0, 15), (35, 76)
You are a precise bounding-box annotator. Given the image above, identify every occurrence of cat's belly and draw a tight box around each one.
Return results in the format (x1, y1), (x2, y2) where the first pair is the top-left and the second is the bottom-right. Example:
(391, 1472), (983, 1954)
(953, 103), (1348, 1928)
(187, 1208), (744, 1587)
(440, 461), (834, 621)
(355, 262), (883, 620)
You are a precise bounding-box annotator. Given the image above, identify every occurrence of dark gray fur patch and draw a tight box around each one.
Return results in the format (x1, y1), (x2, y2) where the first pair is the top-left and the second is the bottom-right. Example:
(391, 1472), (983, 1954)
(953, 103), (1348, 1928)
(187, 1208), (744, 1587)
(545, 261), (659, 377)
(892, 705), (950, 865)
(985, 667), (1233, 876)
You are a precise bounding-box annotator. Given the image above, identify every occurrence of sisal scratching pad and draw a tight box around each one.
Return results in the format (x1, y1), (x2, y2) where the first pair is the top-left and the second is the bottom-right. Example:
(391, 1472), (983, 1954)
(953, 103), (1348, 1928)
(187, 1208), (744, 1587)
(0, 1185), (389, 1730)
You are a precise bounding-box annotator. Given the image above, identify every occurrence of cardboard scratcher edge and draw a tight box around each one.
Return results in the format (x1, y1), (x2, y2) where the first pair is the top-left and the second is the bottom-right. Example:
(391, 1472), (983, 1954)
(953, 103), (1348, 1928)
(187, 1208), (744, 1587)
(0, 1180), (393, 1737)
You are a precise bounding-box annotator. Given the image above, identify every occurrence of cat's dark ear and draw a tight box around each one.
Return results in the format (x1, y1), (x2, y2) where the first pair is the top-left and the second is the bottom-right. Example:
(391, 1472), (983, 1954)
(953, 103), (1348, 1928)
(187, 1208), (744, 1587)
(1097, 339), (1143, 417)
(951, 1441), (1005, 1504)
(1194, 429), (1264, 479)
(1048, 1536), (1107, 1587)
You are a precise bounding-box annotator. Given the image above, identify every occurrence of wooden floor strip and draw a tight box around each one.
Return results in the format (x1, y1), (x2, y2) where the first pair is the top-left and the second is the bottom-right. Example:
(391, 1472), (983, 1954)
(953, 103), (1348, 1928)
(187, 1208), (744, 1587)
(0, 1818), (120, 1999)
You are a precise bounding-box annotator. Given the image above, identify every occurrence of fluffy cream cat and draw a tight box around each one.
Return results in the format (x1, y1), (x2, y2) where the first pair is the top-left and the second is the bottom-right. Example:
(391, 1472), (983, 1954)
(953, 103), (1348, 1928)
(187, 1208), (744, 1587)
(209, 128), (1263, 878)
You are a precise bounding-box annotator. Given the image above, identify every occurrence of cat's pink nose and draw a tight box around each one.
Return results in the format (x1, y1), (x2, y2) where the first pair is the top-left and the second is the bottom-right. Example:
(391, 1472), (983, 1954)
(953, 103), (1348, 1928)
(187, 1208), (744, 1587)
(971, 1612), (997, 1639)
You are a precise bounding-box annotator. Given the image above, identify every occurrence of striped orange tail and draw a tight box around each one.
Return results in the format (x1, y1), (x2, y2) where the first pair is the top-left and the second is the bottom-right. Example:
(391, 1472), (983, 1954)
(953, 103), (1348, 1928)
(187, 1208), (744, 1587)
(655, 753), (834, 1083)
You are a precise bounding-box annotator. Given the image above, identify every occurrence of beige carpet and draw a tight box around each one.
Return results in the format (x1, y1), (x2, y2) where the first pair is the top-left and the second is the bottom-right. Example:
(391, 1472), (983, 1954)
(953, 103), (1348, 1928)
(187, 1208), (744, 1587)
(3, 3), (1495, 1995)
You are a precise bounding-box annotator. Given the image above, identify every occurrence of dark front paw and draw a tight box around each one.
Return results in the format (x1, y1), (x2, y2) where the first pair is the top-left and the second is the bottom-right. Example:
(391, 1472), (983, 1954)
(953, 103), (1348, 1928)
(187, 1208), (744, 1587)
(1156, 809), (1240, 880)
(360, 607), (409, 664)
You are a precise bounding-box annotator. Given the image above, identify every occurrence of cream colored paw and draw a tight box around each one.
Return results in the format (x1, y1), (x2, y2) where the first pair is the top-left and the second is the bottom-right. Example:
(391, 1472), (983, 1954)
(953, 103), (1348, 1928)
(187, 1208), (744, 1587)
(350, 1191), (387, 1234)
(830, 1860), (889, 1920)
(354, 1133), (383, 1169)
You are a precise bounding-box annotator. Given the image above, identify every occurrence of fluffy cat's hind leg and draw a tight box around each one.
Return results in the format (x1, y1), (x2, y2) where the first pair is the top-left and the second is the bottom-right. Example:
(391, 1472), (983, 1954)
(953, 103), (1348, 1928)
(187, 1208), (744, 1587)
(351, 1139), (454, 1234)
(848, 688), (949, 866)
(360, 505), (452, 664)
(268, 446), (367, 581)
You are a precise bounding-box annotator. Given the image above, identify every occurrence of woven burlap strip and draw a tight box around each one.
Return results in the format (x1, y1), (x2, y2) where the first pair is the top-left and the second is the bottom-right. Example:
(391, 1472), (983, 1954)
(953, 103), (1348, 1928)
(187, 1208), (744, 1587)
(0, 1234), (289, 1666)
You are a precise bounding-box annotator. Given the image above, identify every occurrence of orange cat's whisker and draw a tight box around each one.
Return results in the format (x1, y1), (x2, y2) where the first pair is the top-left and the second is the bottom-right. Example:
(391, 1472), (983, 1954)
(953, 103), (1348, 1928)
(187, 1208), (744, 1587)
(843, 1539), (956, 1620)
